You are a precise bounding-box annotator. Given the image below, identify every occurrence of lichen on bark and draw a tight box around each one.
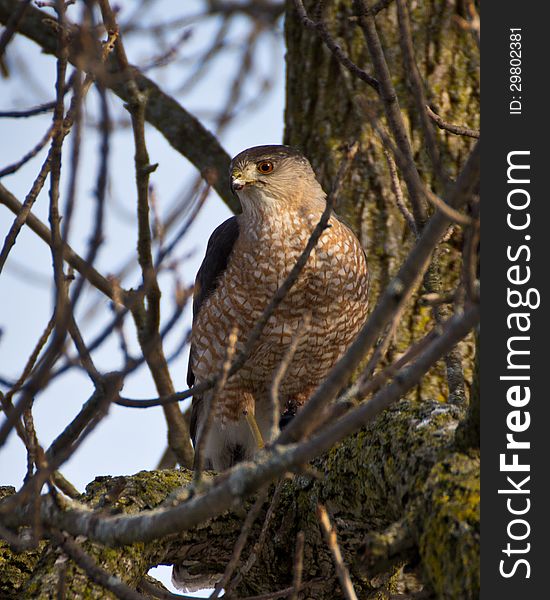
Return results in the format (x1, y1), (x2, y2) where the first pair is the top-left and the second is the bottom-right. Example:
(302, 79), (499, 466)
(284, 0), (479, 402)
(0, 2), (479, 598)
(1, 398), (479, 599)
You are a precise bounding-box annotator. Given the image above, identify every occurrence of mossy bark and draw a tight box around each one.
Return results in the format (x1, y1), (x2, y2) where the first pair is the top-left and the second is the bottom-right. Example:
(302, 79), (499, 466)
(284, 0), (479, 401)
(1, 400), (479, 599)
(0, 2), (479, 599)
(281, 1), (480, 597)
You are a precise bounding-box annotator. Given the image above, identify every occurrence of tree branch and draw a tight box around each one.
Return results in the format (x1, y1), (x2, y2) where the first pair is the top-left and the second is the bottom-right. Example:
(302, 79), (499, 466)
(1, 392), (479, 599)
(0, 0), (238, 212)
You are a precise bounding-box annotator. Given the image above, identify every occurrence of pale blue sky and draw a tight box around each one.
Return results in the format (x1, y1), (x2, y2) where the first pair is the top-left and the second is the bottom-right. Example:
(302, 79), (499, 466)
(0, 1), (285, 592)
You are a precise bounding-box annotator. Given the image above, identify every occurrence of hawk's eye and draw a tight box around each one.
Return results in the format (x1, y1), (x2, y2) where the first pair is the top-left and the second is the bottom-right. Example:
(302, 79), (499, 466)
(257, 161), (274, 174)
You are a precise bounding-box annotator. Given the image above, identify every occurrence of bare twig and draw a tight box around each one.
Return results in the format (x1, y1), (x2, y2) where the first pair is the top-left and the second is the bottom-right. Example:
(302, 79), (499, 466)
(462, 209), (480, 303)
(4, 314), (55, 403)
(51, 471), (80, 499)
(227, 480), (285, 592)
(154, 181), (212, 269)
(383, 148), (417, 236)
(292, 0), (379, 92)
(59, 69), (83, 247)
(317, 504), (358, 600)
(268, 314), (311, 442)
(289, 531), (305, 600)
(67, 315), (102, 385)
(426, 105), (480, 139)
(354, 0), (427, 227)
(52, 530), (149, 600)
(423, 187), (472, 227)
(0, 146), (55, 275)
(68, 81), (110, 310)
(0, 100), (57, 118)
(354, 303), (404, 388)
(209, 487), (269, 599)
(22, 402), (40, 480)
(0, 123), (55, 178)
(396, 0), (446, 186)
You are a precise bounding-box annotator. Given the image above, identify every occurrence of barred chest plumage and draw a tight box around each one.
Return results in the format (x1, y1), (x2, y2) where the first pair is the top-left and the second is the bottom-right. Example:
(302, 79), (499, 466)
(190, 205), (369, 402)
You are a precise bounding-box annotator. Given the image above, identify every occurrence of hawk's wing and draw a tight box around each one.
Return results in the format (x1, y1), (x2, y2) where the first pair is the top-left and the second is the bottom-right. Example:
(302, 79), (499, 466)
(188, 216), (240, 444)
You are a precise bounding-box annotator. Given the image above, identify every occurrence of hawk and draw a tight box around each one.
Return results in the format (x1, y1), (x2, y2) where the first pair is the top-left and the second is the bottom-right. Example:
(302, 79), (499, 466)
(189, 145), (369, 471)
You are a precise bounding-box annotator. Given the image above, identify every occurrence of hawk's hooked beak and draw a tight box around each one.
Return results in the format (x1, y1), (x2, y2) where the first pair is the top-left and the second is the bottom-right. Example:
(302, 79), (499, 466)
(231, 176), (246, 193)
(230, 168), (252, 193)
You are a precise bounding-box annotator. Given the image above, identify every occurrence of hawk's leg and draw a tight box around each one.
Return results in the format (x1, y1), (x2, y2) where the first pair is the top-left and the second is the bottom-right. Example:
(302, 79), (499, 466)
(196, 388), (264, 471)
(243, 409), (265, 449)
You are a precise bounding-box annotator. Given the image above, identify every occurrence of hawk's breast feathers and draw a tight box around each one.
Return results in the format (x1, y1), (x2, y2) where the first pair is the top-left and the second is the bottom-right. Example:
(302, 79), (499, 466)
(187, 145), (369, 470)
(187, 216), (239, 388)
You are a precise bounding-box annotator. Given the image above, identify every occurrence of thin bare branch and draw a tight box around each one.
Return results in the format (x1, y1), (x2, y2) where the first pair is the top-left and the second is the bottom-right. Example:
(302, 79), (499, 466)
(289, 531), (305, 600)
(226, 480), (285, 594)
(383, 148), (417, 236)
(292, 0), (379, 92)
(208, 487), (269, 599)
(5, 314), (55, 403)
(52, 530), (149, 600)
(354, 0), (427, 227)
(268, 314), (311, 442)
(317, 504), (358, 600)
(426, 105), (480, 139)
(194, 327), (238, 482)
(0, 123), (55, 178)
(0, 100), (57, 118)
(396, 0), (446, 186)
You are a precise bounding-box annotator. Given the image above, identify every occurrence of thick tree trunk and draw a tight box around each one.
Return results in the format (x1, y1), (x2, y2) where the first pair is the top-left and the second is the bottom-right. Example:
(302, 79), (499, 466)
(284, 0), (479, 402)
(1, 399), (478, 599)
(0, 2), (479, 598)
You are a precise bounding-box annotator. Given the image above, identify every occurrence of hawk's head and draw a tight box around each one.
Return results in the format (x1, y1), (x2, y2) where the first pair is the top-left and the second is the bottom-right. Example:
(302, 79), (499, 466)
(229, 145), (325, 213)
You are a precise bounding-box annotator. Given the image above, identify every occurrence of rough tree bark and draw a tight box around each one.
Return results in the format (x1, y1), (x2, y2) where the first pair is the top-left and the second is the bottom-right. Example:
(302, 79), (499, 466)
(0, 1), (479, 598)
(1, 399), (478, 599)
(284, 0), (479, 401)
